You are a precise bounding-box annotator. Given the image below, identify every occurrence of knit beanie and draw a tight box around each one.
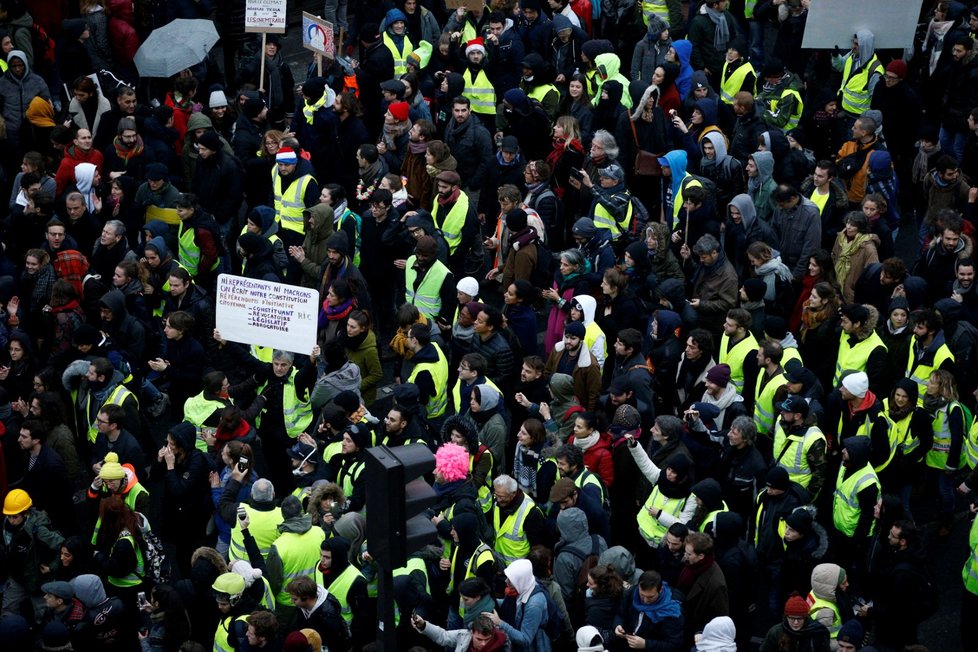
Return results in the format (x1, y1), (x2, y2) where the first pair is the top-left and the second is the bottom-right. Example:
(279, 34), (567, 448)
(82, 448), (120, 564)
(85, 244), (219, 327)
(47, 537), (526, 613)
(564, 320), (586, 338)
(841, 371), (869, 398)
(209, 90), (228, 108)
(196, 130), (221, 152)
(99, 452), (126, 481)
(783, 593), (810, 617)
(784, 508), (813, 536)
(388, 101), (410, 123)
(743, 278), (766, 302)
(837, 619), (864, 645)
(705, 364), (731, 388)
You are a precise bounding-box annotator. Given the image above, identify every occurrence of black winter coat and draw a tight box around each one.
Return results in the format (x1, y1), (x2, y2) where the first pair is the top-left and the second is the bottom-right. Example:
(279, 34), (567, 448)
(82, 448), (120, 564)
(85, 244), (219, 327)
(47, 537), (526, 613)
(192, 150), (244, 224)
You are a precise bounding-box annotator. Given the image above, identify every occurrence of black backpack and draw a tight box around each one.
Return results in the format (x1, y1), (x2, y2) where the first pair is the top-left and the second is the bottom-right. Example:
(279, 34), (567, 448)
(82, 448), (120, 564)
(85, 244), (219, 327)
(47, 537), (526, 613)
(530, 238), (557, 289)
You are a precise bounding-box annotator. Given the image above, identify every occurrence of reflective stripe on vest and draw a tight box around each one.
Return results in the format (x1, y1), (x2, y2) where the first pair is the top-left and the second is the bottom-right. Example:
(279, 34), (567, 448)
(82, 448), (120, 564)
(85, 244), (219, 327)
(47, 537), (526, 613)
(640, 0), (669, 25)
(493, 495), (536, 564)
(451, 377), (502, 414)
(754, 372), (788, 435)
(407, 343), (449, 419)
(405, 257), (451, 320)
(963, 515), (978, 595)
(832, 463), (880, 537)
(592, 196), (633, 239)
(340, 459), (365, 498)
(177, 220), (220, 277)
(383, 32), (413, 76)
(637, 485), (686, 545)
(336, 208), (362, 266)
(720, 60), (755, 104)
(463, 68), (496, 114)
(272, 169), (313, 234)
(719, 332), (759, 393)
(926, 402), (967, 470)
(770, 88), (803, 130)
(907, 343), (955, 406)
(807, 594), (842, 638)
(393, 557), (429, 624)
(834, 331), (887, 386)
(229, 505), (283, 563)
(328, 564), (365, 623)
(90, 483), (149, 545)
(214, 614), (249, 652)
(430, 191), (469, 252)
(697, 505), (729, 533)
(574, 468), (607, 506)
(87, 385), (136, 443)
(840, 55), (883, 115)
(775, 425), (825, 489)
(273, 527), (325, 606)
(108, 533), (144, 587)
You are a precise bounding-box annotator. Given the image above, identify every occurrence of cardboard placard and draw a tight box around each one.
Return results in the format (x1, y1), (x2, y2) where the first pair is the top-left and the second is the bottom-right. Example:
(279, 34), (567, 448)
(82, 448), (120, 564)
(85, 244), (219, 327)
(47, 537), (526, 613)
(801, 0), (925, 50)
(302, 12), (335, 58)
(446, 0), (486, 11)
(244, 0), (287, 34)
(215, 275), (319, 355)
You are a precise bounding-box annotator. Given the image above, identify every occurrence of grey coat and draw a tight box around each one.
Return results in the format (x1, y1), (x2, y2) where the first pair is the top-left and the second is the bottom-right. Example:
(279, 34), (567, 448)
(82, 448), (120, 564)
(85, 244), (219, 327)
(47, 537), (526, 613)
(631, 16), (672, 83)
(553, 508), (607, 603)
(772, 196), (822, 280)
(0, 50), (51, 144)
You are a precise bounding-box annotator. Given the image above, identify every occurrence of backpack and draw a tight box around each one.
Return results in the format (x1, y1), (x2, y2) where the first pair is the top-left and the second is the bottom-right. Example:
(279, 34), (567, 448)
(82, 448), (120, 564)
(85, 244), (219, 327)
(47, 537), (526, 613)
(11, 22), (56, 70)
(530, 188), (563, 245)
(558, 534), (602, 620)
(530, 584), (570, 642)
(137, 513), (173, 585)
(530, 238), (557, 289)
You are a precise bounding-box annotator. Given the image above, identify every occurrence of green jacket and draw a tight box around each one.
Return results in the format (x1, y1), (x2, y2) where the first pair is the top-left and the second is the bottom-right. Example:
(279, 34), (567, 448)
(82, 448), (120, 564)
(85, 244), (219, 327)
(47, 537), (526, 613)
(0, 509), (65, 591)
(345, 329), (383, 405)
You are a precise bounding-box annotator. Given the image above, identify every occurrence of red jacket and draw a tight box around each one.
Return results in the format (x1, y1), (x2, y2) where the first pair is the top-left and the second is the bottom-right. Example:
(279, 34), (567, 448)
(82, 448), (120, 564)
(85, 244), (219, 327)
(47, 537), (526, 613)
(108, 0), (140, 62)
(568, 431), (615, 488)
(55, 145), (104, 196)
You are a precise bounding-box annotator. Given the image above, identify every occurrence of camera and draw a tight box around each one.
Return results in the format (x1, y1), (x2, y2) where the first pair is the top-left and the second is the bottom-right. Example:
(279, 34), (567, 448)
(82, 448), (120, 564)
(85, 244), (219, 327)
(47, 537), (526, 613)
(237, 507), (247, 522)
(237, 456), (249, 472)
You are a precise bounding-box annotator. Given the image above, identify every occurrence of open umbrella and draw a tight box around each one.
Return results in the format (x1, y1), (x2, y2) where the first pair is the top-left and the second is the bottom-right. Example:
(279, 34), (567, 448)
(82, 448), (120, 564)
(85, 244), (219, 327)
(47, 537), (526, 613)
(134, 19), (220, 78)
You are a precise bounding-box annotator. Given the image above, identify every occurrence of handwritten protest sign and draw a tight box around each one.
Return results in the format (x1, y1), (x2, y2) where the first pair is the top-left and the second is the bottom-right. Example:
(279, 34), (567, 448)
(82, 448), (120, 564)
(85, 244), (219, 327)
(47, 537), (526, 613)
(244, 0), (287, 34)
(215, 275), (318, 355)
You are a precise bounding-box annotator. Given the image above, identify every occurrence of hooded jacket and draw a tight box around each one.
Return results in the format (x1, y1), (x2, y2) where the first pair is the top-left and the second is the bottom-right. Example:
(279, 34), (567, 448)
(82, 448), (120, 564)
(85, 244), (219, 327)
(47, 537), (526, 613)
(748, 151), (777, 223)
(553, 507), (607, 603)
(672, 40), (694, 100)
(0, 50), (51, 144)
(99, 288), (147, 367)
(632, 15), (672, 82)
(593, 53), (633, 108)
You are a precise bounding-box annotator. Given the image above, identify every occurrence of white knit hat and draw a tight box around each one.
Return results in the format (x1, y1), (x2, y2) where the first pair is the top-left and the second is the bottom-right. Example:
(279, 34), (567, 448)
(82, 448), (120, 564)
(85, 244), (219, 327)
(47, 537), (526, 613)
(456, 276), (479, 298)
(841, 371), (869, 398)
(209, 90), (228, 108)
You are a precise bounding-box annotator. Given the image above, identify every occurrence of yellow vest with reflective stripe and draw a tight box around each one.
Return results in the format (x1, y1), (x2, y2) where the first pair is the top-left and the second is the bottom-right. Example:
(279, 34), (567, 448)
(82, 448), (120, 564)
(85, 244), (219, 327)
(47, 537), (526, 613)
(214, 614), (249, 652)
(782, 347), (803, 369)
(754, 371), (787, 435)
(926, 402), (967, 470)
(328, 564), (365, 623)
(257, 368), (313, 438)
(183, 394), (228, 452)
(640, 0), (669, 24)
(87, 385), (137, 443)
(774, 424), (825, 490)
(770, 88), (803, 130)
(696, 504), (729, 533)
(637, 485), (687, 545)
(177, 220), (220, 277)
(107, 532), (145, 587)
(272, 169), (313, 235)
(808, 595), (842, 638)
(272, 526), (325, 606)
(573, 468), (607, 506)
(883, 399), (920, 463)
(405, 257), (450, 320)
(671, 175), (703, 226)
(393, 557), (429, 624)
(448, 543), (496, 595)
(339, 458), (366, 499)
(430, 191), (469, 253)
(593, 195), (633, 239)
(966, 417), (978, 469)
(471, 448), (495, 513)
(720, 60), (754, 104)
(832, 462), (880, 537)
(383, 32), (414, 76)
(229, 505), (283, 563)
(840, 54), (883, 115)
(527, 83), (557, 106)
(408, 343), (449, 419)
(834, 331), (886, 386)
(90, 484), (150, 545)
(463, 68), (496, 115)
(963, 515), (978, 595)
(493, 495), (536, 564)
(906, 342), (955, 406)
(719, 332), (759, 393)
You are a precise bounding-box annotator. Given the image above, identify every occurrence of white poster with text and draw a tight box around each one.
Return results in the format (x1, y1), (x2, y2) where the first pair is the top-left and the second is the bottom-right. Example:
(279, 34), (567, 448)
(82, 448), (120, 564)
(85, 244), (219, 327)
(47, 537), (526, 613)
(216, 275), (318, 355)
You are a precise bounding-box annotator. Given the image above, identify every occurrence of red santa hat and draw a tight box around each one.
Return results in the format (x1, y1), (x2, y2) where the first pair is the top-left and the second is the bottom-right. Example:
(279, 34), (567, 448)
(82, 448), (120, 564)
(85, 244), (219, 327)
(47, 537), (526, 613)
(465, 38), (486, 57)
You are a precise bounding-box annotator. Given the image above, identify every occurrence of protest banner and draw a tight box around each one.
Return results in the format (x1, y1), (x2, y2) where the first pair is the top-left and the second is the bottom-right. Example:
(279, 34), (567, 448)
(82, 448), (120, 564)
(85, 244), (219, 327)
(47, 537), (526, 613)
(215, 275), (319, 355)
(801, 0), (924, 50)
(244, 0), (287, 34)
(446, 0), (486, 10)
(303, 12), (335, 58)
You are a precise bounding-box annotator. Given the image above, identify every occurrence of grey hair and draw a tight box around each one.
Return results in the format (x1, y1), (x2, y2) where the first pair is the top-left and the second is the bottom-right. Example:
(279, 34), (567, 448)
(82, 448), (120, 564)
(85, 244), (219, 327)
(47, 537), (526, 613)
(65, 191), (85, 204)
(251, 478), (275, 503)
(655, 415), (684, 440)
(729, 416), (757, 445)
(592, 129), (619, 160)
(692, 234), (720, 256)
(272, 350), (295, 364)
(493, 474), (518, 493)
(559, 248), (586, 271)
(105, 219), (126, 236)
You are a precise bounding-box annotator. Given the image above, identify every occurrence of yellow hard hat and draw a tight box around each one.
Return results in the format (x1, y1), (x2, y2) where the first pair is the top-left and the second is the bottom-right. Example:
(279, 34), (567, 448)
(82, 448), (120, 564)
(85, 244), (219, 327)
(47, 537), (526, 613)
(99, 452), (126, 481)
(212, 572), (246, 600)
(3, 489), (33, 515)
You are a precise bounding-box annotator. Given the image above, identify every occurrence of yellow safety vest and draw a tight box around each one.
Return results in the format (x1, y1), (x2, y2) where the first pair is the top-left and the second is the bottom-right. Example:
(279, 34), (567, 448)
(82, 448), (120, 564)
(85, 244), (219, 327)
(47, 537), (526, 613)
(696, 504), (729, 533)
(336, 208), (362, 266)
(448, 543), (496, 595)
(393, 557), (429, 624)
(256, 368), (312, 438)
(271, 526), (325, 606)
(592, 195), (634, 240)
(782, 347), (803, 369)
(463, 68), (496, 115)
(754, 371), (788, 435)
(272, 168), (314, 235)
(183, 394), (229, 452)
(229, 505), (283, 563)
(640, 0), (669, 25)
(637, 485), (687, 545)
(719, 332), (759, 394)
(107, 532), (145, 588)
(926, 402), (968, 470)
(769, 88), (803, 130)
(720, 60), (755, 104)
(430, 190), (469, 253)
(774, 424), (826, 490)
(753, 489), (789, 546)
(671, 175), (704, 227)
(493, 495), (536, 564)
(963, 515), (978, 596)
(328, 564), (365, 624)
(966, 417), (978, 469)
(471, 448), (495, 513)
(90, 483), (150, 545)
(451, 377), (502, 414)
(86, 385), (136, 443)
(214, 614), (249, 652)
(405, 256), (451, 320)
(882, 399), (920, 464)
(834, 331), (887, 386)
(832, 462), (880, 537)
(177, 219), (220, 277)
(808, 595), (842, 638)
(407, 343), (449, 419)
(840, 54), (883, 115)
(527, 83), (558, 114)
(338, 458), (366, 499)
(906, 342), (955, 406)
(573, 468), (607, 506)
(383, 32), (414, 77)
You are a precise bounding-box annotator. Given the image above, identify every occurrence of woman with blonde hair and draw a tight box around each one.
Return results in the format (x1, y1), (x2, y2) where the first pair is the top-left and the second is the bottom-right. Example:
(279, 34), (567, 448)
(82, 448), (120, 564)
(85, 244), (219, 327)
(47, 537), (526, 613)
(547, 114), (585, 203)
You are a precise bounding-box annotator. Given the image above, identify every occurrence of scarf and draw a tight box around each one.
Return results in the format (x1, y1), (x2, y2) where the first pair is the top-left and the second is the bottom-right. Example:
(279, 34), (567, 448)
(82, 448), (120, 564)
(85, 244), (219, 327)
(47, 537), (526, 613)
(913, 142), (940, 183)
(355, 160), (384, 201)
(693, 250), (728, 286)
(514, 441), (544, 496)
(922, 394), (949, 415)
(340, 328), (368, 351)
(756, 257), (792, 301)
(303, 94), (328, 124)
(463, 593), (497, 627)
(886, 319), (908, 336)
(112, 135), (145, 163)
(434, 478), (465, 497)
(704, 7), (730, 52)
(631, 582), (682, 624)
(573, 430), (600, 450)
(409, 139), (428, 154)
(437, 187), (461, 207)
(265, 52), (284, 109)
(800, 304), (833, 338)
(747, 173), (761, 196)
(887, 400), (913, 423)
(677, 553), (715, 593)
(833, 232), (875, 286)
(383, 118), (411, 150)
(952, 279), (973, 296)
(324, 297), (354, 321)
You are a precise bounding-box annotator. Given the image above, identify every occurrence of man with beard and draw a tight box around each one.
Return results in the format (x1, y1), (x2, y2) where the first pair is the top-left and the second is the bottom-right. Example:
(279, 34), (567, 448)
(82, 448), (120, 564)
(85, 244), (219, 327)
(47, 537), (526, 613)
(831, 436), (880, 582)
(102, 117), (154, 182)
(460, 37), (496, 131)
(430, 170), (479, 272)
(772, 395), (827, 498)
(544, 320), (600, 410)
(444, 97), (493, 209)
(950, 257), (978, 322)
(401, 119), (437, 210)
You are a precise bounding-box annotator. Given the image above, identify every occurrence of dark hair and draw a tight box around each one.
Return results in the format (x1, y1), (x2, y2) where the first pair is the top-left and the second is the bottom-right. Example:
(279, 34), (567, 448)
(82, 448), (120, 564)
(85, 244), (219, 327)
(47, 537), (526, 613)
(409, 322), (430, 345)
(687, 328), (714, 356)
(412, 118), (436, 141)
(573, 411), (597, 431)
(527, 544), (552, 577)
(323, 183), (346, 204)
(72, 76), (98, 95)
(684, 185), (707, 206)
(912, 308), (942, 333)
(638, 569), (663, 590)
(33, 392), (67, 431)
(891, 519), (917, 546)
(286, 576), (318, 599)
(247, 611), (278, 640)
(336, 92), (363, 116)
(480, 305), (503, 330)
(458, 577), (491, 599)
(936, 154), (959, 174)
(588, 564), (625, 598)
(461, 352), (488, 375)
(727, 308), (752, 329)
(667, 522), (689, 539)
(100, 403), (126, 428)
(617, 328), (643, 352)
(759, 338), (784, 364)
(452, 95), (471, 108)
(20, 418), (46, 443)
(555, 443), (584, 469)
(174, 193), (197, 209)
(815, 160), (836, 176)
(358, 143), (379, 163)
(686, 531), (714, 555)
(169, 267), (192, 285)
(523, 355), (545, 373)
(521, 418), (547, 446)
(772, 184), (799, 202)
(881, 257), (906, 280)
(809, 249), (839, 286)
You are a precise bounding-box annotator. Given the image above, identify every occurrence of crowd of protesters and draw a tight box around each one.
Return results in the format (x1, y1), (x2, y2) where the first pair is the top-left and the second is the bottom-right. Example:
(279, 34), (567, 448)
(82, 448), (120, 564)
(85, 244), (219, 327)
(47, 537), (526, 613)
(1, 0), (978, 651)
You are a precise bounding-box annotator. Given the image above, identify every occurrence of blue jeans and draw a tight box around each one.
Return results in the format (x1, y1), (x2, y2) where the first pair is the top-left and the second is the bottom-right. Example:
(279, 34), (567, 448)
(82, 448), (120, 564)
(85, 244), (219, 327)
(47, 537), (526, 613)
(939, 126), (968, 162)
(930, 468), (957, 520)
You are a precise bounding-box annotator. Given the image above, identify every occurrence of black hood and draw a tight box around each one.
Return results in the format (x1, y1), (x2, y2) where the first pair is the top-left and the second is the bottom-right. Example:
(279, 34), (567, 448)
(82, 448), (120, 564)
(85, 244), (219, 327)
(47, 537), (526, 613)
(842, 436), (872, 471)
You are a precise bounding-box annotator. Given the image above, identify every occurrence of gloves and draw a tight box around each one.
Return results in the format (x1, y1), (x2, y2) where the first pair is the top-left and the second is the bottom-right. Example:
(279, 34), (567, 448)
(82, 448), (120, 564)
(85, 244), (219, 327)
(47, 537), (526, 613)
(253, 363), (272, 386)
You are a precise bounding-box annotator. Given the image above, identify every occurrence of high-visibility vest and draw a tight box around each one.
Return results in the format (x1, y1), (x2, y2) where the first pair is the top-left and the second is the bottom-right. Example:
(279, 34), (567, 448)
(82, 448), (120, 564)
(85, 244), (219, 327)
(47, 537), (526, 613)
(272, 169), (314, 235)
(271, 526), (325, 606)
(719, 332), (759, 393)
(592, 195), (633, 240)
(640, 0), (669, 25)
(90, 483), (150, 545)
(107, 532), (145, 588)
(256, 368), (312, 438)
(834, 331), (887, 386)
(86, 385), (137, 443)
(328, 564), (365, 623)
(214, 614), (249, 652)
(228, 505), (283, 563)
(407, 343), (449, 419)
(338, 458), (366, 499)
(882, 399), (920, 464)
(753, 490), (789, 546)
(782, 347), (803, 369)
(472, 447), (495, 513)
(430, 191), (469, 253)
(807, 594), (842, 638)
(527, 83), (558, 108)
(448, 543), (496, 595)
(720, 60), (755, 104)
(393, 557), (429, 624)
(451, 377), (502, 414)
(382, 32), (414, 76)
(906, 342), (955, 406)
(840, 54), (883, 115)
(696, 503), (729, 533)
(769, 88), (804, 130)
(963, 515), (978, 596)
(573, 468), (607, 506)
(637, 485), (687, 545)
(183, 394), (228, 452)
(832, 462), (880, 537)
(926, 402), (968, 470)
(336, 208), (362, 266)
(774, 425), (826, 490)
(671, 175), (703, 227)
(754, 370), (788, 435)
(966, 417), (978, 469)
(493, 495), (537, 564)
(405, 256), (451, 320)
(258, 577), (275, 609)
(462, 68), (496, 115)
(251, 345), (274, 363)
(177, 220), (220, 277)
